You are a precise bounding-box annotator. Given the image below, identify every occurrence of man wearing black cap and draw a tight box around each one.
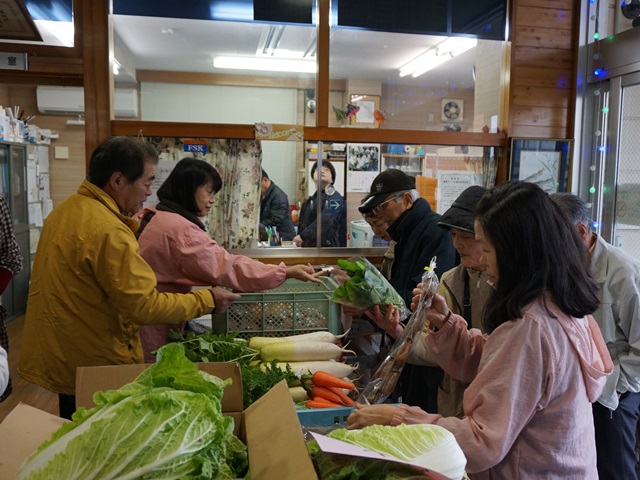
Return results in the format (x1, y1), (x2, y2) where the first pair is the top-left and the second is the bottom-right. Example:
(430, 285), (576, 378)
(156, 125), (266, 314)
(359, 169), (457, 412)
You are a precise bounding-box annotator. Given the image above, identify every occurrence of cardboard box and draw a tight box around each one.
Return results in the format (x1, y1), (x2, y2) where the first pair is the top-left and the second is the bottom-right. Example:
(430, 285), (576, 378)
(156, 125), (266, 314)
(0, 363), (317, 480)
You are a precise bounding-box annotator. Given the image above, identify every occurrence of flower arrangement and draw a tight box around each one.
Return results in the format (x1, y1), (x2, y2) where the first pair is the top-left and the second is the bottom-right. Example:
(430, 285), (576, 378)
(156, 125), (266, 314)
(348, 144), (380, 172)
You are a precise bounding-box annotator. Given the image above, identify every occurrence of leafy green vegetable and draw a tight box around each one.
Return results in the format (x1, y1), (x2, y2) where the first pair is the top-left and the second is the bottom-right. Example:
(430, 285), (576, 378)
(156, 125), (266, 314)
(168, 330), (258, 364)
(17, 344), (248, 480)
(333, 257), (407, 316)
(328, 424), (467, 480)
(241, 360), (300, 408)
(168, 330), (299, 408)
(307, 440), (435, 479)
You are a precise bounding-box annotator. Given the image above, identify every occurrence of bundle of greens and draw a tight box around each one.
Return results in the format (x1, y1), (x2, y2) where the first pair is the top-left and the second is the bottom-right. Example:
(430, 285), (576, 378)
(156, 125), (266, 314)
(168, 330), (258, 364)
(331, 257), (407, 317)
(168, 330), (299, 408)
(17, 343), (248, 480)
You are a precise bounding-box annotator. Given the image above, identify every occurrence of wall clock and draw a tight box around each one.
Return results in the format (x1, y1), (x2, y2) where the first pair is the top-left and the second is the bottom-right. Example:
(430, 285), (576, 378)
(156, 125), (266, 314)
(442, 99), (463, 122)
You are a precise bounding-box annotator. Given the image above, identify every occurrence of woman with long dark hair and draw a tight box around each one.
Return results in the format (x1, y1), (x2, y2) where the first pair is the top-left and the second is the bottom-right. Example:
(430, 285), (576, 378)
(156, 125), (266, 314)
(347, 181), (613, 479)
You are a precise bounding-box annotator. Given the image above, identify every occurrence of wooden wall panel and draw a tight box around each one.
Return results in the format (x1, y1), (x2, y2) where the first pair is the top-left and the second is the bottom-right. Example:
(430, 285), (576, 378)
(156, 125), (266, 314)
(513, 27), (573, 49)
(507, 124), (569, 138)
(510, 66), (573, 88)
(515, 6), (574, 29)
(507, 0), (579, 141)
(511, 85), (570, 108)
(510, 105), (568, 126)
(512, 46), (574, 68)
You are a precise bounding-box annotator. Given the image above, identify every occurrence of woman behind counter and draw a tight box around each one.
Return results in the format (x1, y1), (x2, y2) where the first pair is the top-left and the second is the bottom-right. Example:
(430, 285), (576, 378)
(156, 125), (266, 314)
(347, 181), (613, 479)
(136, 157), (320, 362)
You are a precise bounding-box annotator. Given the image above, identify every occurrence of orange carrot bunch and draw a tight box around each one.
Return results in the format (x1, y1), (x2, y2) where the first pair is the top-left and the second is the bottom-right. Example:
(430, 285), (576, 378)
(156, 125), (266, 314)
(304, 371), (356, 408)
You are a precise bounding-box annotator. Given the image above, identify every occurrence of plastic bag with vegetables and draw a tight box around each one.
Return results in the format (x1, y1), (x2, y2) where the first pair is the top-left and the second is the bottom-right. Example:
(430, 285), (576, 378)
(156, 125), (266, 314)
(357, 257), (439, 405)
(331, 256), (409, 319)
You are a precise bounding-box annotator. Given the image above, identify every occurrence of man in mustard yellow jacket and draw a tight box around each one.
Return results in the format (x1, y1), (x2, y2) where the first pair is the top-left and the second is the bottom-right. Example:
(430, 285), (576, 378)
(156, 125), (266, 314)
(18, 136), (237, 419)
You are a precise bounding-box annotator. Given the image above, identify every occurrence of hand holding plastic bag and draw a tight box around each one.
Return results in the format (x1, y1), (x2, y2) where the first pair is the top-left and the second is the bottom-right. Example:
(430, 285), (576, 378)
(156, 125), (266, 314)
(357, 257), (440, 405)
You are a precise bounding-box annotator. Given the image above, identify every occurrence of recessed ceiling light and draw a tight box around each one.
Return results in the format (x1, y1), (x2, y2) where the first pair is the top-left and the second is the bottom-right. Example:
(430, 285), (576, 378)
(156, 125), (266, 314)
(213, 56), (316, 73)
(161, 28), (175, 35)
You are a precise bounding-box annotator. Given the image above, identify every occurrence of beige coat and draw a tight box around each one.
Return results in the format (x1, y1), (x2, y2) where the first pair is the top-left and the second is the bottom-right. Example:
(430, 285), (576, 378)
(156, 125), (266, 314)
(409, 266), (492, 417)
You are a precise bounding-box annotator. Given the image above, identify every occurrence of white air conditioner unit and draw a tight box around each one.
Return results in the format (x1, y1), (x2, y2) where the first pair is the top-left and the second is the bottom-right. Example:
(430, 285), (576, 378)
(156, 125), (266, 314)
(36, 86), (139, 118)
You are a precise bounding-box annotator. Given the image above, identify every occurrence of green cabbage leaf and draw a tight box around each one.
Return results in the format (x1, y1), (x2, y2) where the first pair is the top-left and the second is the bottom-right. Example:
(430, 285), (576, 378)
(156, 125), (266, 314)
(328, 424), (466, 480)
(17, 343), (248, 480)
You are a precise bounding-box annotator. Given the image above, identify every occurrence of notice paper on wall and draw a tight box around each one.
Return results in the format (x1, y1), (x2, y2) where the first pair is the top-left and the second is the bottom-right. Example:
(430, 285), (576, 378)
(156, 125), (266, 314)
(42, 198), (53, 219)
(28, 203), (43, 227)
(437, 171), (481, 215)
(27, 160), (38, 202)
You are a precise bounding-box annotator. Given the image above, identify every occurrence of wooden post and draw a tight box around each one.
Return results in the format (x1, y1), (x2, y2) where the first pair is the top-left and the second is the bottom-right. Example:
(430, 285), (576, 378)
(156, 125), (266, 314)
(81, 0), (113, 170)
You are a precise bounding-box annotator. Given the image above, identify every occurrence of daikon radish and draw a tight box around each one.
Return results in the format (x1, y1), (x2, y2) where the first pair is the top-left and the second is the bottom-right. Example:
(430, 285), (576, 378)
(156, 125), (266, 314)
(260, 360), (357, 378)
(289, 386), (309, 402)
(248, 329), (349, 350)
(260, 340), (355, 362)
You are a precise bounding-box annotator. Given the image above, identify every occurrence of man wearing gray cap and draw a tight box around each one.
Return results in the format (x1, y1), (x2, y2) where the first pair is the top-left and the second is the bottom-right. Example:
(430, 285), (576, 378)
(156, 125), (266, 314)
(359, 169), (457, 412)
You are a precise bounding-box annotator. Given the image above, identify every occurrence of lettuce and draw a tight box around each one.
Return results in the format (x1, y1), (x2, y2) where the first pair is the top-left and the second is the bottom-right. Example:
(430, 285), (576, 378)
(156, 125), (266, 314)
(17, 344), (248, 480)
(332, 257), (407, 317)
(328, 424), (466, 480)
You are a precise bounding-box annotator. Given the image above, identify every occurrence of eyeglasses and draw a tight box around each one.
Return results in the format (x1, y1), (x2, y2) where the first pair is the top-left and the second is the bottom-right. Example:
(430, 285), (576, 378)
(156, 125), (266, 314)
(372, 196), (397, 215)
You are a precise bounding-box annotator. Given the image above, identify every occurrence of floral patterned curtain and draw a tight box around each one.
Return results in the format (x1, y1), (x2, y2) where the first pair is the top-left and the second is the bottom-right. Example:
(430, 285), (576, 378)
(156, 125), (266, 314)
(146, 137), (262, 249)
(205, 139), (262, 249)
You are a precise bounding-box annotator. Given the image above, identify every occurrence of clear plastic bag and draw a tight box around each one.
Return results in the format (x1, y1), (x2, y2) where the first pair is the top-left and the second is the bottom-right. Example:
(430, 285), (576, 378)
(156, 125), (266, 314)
(356, 257), (440, 405)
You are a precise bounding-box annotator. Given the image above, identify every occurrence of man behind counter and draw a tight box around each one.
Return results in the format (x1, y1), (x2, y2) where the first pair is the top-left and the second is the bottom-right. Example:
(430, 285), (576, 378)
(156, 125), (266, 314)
(259, 170), (296, 241)
(18, 136), (231, 420)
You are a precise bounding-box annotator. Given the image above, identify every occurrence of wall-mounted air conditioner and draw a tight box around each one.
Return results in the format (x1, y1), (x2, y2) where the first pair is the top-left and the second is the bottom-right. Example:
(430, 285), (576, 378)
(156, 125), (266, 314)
(36, 86), (139, 118)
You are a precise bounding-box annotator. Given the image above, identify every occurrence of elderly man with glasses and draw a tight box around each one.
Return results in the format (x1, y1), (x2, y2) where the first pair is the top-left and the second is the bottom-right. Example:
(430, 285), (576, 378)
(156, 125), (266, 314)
(359, 168), (457, 413)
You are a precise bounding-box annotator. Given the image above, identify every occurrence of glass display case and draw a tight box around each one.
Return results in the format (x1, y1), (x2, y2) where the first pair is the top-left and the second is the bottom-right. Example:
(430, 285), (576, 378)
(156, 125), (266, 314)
(0, 142), (30, 319)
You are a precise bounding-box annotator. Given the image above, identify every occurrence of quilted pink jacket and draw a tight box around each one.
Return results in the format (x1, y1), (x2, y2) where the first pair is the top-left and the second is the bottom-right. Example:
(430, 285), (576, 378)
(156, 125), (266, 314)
(391, 296), (613, 479)
(137, 207), (287, 360)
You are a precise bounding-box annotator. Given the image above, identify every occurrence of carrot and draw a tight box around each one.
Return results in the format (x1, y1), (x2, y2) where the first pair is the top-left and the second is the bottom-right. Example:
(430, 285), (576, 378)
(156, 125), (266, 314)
(311, 386), (343, 405)
(310, 395), (342, 406)
(329, 386), (355, 406)
(312, 371), (356, 391)
(306, 399), (342, 409)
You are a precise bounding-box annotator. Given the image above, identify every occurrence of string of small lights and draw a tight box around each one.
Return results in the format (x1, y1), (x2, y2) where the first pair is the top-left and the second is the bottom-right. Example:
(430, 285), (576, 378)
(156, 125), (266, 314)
(587, 0), (606, 232)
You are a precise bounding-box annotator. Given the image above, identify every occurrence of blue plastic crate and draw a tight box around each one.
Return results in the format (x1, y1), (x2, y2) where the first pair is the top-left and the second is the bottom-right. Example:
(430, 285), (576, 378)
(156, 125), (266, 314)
(297, 406), (355, 427)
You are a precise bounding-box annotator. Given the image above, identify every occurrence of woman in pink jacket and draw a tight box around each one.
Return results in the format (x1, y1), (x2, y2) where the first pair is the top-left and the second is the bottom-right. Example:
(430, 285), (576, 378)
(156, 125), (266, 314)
(347, 181), (613, 479)
(136, 157), (320, 362)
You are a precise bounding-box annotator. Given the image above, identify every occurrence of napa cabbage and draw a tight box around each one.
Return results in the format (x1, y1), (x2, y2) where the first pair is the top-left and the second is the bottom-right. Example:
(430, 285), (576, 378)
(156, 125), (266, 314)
(328, 424), (466, 480)
(17, 343), (248, 480)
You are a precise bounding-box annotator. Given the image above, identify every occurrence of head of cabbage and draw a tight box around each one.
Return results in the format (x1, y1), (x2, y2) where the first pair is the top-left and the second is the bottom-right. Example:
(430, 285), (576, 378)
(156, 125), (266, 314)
(17, 343), (248, 480)
(328, 423), (467, 480)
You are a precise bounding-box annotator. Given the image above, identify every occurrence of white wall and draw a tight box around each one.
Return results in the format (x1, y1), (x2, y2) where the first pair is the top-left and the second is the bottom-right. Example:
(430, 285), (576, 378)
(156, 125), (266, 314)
(140, 82), (299, 201)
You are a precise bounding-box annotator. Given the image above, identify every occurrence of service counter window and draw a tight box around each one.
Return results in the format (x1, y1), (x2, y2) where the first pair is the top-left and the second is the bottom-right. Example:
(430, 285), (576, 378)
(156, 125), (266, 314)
(138, 136), (500, 258)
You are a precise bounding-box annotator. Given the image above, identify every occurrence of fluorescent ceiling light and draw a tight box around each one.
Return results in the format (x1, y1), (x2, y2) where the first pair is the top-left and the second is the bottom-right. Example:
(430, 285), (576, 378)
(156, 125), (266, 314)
(213, 56), (316, 73)
(399, 37), (477, 78)
(34, 20), (74, 47)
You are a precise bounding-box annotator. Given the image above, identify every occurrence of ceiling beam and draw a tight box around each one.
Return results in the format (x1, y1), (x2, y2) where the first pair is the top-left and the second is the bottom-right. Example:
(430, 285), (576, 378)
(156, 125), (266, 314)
(111, 120), (507, 147)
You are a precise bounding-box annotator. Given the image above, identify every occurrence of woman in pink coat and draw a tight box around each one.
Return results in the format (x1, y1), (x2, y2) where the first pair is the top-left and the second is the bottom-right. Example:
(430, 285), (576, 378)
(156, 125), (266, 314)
(347, 181), (613, 479)
(136, 157), (320, 362)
